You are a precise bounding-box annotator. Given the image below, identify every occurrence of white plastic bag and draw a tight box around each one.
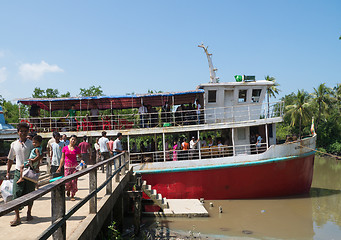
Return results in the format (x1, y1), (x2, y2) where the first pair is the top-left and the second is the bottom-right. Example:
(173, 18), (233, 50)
(1, 179), (13, 202)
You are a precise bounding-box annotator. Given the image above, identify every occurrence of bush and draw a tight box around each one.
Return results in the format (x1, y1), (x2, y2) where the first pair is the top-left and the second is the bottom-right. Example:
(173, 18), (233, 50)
(327, 142), (341, 155)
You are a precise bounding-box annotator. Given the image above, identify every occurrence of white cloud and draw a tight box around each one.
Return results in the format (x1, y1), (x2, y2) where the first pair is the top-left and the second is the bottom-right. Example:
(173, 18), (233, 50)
(0, 67), (7, 83)
(19, 61), (64, 81)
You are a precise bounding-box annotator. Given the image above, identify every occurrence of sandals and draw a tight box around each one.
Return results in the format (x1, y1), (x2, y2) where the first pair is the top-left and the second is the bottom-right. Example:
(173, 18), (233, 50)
(10, 219), (21, 227)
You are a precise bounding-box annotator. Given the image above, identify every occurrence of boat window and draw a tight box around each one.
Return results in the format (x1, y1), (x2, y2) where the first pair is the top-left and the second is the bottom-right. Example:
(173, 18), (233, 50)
(208, 90), (217, 103)
(237, 128), (246, 140)
(238, 90), (247, 103)
(252, 89), (262, 102)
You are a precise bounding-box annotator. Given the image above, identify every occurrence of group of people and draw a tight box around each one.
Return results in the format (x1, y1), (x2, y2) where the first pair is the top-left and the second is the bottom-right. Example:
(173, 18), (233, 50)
(94, 131), (125, 172)
(138, 99), (203, 128)
(28, 99), (204, 133)
(171, 136), (200, 161)
(6, 123), (45, 226)
(5, 122), (125, 227)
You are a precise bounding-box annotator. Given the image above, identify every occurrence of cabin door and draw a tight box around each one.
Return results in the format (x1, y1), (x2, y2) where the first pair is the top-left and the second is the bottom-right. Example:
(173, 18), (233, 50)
(224, 90), (234, 122)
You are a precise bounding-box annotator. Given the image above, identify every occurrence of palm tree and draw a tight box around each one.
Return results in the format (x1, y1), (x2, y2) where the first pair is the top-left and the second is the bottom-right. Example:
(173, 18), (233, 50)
(333, 83), (341, 113)
(311, 83), (332, 131)
(285, 90), (311, 139)
(265, 75), (280, 117)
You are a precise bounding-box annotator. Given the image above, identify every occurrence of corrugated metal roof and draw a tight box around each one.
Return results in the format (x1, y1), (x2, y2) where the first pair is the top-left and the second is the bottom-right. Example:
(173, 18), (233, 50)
(17, 89), (204, 111)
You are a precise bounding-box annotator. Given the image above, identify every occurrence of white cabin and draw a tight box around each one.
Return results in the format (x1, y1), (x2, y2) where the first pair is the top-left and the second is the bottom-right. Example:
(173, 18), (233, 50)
(199, 79), (277, 154)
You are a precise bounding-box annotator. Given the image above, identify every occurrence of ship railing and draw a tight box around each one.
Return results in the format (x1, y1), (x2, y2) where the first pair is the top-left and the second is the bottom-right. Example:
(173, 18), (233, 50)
(18, 101), (284, 133)
(129, 143), (268, 164)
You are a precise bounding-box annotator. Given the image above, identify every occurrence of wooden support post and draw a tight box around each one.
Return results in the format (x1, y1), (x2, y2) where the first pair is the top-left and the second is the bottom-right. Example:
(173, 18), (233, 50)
(120, 155), (125, 176)
(115, 157), (120, 182)
(106, 162), (112, 195)
(134, 173), (142, 235)
(162, 133), (166, 162)
(232, 128), (236, 156)
(197, 130), (201, 160)
(265, 124), (268, 149)
(127, 135), (130, 155)
(89, 169), (97, 214)
(125, 153), (129, 172)
(51, 184), (66, 240)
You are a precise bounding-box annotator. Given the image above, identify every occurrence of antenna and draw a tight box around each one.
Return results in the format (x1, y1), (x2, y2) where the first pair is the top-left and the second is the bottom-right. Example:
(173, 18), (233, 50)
(198, 43), (219, 83)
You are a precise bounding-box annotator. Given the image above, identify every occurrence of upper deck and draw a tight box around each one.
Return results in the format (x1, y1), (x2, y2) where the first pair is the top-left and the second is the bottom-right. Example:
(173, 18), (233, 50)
(17, 80), (283, 138)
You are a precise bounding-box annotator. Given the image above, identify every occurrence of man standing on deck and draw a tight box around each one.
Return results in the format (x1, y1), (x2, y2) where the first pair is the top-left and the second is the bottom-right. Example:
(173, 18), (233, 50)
(6, 122), (43, 226)
(108, 137), (114, 157)
(113, 132), (125, 156)
(189, 136), (199, 159)
(113, 132), (125, 168)
(256, 133), (262, 153)
(138, 104), (147, 128)
(78, 135), (91, 165)
(98, 131), (112, 172)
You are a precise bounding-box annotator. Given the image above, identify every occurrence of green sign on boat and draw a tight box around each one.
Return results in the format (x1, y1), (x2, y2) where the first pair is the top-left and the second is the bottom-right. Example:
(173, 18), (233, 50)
(234, 75), (242, 82)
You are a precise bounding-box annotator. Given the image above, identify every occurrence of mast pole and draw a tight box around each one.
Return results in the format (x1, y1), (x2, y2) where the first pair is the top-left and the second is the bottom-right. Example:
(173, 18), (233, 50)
(198, 44), (219, 83)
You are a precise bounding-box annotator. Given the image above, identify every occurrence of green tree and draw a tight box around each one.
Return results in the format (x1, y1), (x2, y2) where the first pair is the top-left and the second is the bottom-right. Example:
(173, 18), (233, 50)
(285, 90), (311, 138)
(311, 83), (332, 131)
(32, 87), (70, 98)
(0, 95), (24, 124)
(265, 75), (280, 117)
(147, 89), (163, 94)
(333, 83), (341, 113)
(32, 87), (45, 98)
(45, 88), (59, 98)
(79, 85), (103, 96)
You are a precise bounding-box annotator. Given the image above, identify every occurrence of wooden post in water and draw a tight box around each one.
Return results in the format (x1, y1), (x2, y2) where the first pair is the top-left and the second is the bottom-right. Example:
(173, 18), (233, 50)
(51, 184), (66, 240)
(89, 169), (97, 213)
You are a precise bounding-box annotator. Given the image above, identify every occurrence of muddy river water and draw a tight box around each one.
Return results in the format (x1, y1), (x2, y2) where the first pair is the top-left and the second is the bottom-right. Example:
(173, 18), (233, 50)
(149, 156), (341, 239)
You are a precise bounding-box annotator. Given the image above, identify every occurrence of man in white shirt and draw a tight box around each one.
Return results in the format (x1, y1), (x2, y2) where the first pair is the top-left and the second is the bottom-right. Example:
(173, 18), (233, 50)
(189, 136), (199, 159)
(50, 132), (65, 177)
(113, 132), (125, 156)
(98, 131), (112, 172)
(6, 122), (42, 226)
(138, 104), (147, 128)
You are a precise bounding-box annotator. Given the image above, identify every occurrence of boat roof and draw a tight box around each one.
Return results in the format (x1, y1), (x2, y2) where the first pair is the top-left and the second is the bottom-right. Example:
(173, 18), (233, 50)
(17, 89), (204, 111)
(198, 80), (274, 88)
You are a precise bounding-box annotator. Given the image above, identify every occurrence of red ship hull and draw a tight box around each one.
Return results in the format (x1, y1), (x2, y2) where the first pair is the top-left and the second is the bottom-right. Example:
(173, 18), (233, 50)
(141, 154), (315, 199)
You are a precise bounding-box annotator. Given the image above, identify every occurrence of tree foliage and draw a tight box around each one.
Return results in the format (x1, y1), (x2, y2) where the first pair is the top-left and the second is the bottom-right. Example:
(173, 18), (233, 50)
(278, 83), (341, 155)
(0, 95), (24, 124)
(285, 89), (312, 138)
(32, 87), (70, 98)
(79, 85), (103, 97)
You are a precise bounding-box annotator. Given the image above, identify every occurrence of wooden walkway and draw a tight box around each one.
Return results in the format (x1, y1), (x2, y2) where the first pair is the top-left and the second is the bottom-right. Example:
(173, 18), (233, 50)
(0, 153), (132, 240)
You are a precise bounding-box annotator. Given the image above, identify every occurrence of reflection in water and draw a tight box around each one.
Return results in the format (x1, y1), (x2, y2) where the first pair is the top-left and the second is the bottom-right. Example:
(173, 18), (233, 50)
(151, 156), (341, 239)
(310, 157), (341, 239)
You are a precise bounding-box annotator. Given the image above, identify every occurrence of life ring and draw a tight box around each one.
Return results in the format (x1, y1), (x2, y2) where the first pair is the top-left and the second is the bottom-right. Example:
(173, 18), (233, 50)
(20, 119), (33, 129)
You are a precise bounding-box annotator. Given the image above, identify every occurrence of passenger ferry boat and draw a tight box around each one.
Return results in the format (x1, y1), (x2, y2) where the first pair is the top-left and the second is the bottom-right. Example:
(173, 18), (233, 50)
(16, 47), (316, 200)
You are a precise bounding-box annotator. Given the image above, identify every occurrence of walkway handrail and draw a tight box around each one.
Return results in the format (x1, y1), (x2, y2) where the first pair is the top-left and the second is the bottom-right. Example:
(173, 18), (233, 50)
(0, 152), (130, 240)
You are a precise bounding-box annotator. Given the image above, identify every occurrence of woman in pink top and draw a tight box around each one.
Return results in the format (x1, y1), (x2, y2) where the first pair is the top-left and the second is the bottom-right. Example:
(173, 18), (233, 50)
(57, 135), (82, 201)
(172, 141), (178, 161)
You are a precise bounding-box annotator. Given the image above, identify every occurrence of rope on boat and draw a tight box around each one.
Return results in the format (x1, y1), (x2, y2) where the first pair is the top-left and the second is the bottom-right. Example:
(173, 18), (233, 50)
(298, 145), (341, 160)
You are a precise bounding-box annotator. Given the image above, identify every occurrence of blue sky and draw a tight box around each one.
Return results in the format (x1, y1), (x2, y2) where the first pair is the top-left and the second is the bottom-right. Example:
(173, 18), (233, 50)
(0, 1), (340, 102)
